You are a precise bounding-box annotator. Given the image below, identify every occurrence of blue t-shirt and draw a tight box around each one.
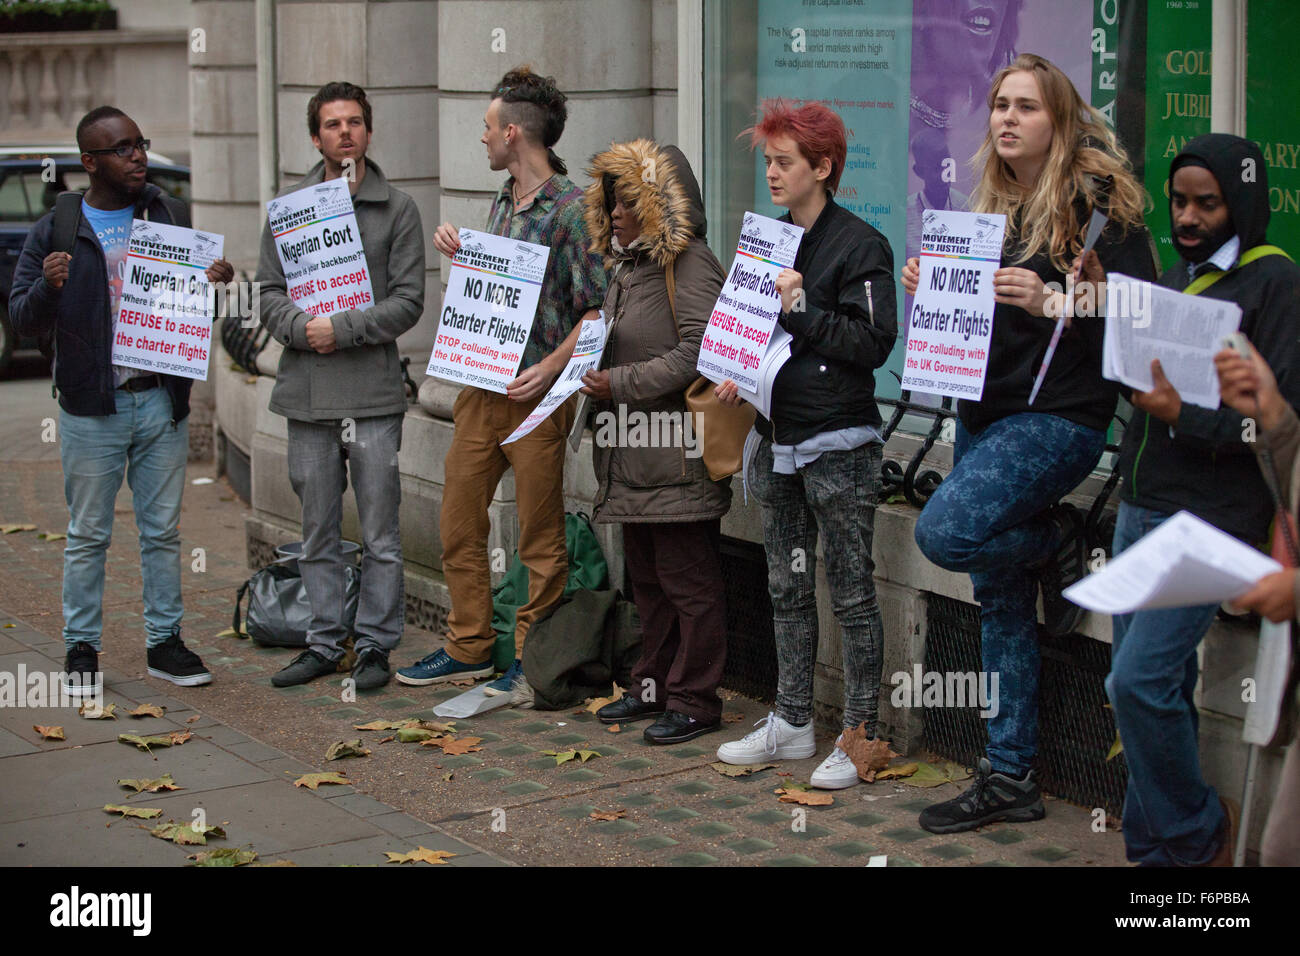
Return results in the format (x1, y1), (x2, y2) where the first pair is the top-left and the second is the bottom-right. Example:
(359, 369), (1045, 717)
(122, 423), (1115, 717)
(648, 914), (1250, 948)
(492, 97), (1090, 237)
(81, 201), (139, 386)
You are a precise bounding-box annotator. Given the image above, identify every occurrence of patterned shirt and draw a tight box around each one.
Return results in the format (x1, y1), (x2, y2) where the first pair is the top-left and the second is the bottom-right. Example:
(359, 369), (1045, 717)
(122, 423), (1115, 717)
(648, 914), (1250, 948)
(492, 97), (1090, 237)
(486, 173), (607, 370)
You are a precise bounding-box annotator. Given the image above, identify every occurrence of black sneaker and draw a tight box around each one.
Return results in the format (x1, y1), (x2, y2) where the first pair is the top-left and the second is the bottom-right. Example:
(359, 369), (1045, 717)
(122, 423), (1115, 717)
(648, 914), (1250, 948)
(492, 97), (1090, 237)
(62, 641), (100, 697)
(146, 630), (213, 687)
(1034, 503), (1087, 637)
(918, 757), (1045, 834)
(643, 709), (720, 745)
(597, 692), (667, 724)
(271, 649), (337, 687)
(352, 648), (391, 691)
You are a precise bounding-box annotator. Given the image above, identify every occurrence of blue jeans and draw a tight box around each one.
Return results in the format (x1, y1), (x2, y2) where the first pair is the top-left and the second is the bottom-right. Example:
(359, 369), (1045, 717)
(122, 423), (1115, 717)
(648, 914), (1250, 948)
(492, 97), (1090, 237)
(60, 386), (189, 650)
(1106, 501), (1224, 866)
(914, 413), (1105, 775)
(748, 438), (885, 732)
(287, 414), (404, 659)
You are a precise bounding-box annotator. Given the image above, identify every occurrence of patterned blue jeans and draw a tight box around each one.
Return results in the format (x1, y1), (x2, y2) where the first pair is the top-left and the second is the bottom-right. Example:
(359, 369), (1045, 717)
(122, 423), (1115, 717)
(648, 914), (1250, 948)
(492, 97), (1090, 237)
(914, 413), (1105, 775)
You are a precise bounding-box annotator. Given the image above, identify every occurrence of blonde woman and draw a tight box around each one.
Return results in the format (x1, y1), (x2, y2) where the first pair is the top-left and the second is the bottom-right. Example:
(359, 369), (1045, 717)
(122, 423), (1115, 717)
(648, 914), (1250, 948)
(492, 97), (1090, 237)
(902, 53), (1155, 833)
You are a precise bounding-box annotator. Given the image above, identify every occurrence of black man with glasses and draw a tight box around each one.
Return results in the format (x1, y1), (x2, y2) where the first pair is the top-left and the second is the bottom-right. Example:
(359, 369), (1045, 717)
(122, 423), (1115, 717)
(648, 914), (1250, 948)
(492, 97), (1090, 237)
(9, 106), (235, 696)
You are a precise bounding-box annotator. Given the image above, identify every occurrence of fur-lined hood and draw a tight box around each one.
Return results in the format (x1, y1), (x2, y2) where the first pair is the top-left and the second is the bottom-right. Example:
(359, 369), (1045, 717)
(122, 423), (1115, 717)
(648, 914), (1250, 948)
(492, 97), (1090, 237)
(583, 140), (708, 269)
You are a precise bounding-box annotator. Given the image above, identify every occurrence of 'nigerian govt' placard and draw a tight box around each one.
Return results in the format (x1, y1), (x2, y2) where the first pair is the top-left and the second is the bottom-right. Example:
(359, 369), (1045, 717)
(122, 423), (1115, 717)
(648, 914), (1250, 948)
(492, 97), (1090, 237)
(267, 177), (375, 316)
(426, 228), (549, 394)
(111, 220), (224, 381)
(901, 209), (1005, 401)
(696, 211), (803, 394)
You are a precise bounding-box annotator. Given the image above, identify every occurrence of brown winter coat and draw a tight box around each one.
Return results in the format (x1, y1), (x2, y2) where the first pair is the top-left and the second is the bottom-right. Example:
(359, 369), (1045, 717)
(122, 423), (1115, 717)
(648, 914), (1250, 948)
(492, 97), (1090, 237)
(583, 141), (731, 524)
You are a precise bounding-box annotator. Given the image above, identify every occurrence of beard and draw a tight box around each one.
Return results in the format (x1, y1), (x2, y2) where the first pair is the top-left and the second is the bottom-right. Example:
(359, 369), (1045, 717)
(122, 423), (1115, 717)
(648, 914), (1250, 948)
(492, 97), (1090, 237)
(1173, 220), (1235, 264)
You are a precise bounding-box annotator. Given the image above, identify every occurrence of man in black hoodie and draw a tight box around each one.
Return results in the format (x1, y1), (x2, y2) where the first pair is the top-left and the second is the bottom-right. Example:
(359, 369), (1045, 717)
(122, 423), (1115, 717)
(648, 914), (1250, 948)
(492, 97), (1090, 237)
(1100, 134), (1300, 866)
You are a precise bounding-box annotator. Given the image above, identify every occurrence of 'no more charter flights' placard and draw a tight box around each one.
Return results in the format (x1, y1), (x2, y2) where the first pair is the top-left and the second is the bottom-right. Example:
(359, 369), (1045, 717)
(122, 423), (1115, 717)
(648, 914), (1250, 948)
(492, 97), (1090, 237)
(268, 177), (375, 317)
(111, 220), (224, 381)
(426, 228), (549, 393)
(696, 211), (803, 394)
(901, 209), (1005, 400)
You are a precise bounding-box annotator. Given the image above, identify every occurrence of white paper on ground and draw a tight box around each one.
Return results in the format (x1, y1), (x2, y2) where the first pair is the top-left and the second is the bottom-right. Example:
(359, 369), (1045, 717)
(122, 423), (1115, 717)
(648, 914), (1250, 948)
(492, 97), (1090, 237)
(1063, 510), (1281, 615)
(1243, 618), (1294, 746)
(1101, 273), (1242, 409)
(432, 684), (512, 718)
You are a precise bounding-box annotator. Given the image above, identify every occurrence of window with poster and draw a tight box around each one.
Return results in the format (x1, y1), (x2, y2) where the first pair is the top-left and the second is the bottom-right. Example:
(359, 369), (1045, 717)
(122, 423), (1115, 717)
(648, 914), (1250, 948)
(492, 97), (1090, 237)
(700, 0), (1300, 483)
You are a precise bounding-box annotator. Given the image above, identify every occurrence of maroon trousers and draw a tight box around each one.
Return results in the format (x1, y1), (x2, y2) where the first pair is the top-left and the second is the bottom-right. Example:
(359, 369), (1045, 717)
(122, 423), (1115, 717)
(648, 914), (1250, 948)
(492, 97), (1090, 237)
(622, 519), (728, 722)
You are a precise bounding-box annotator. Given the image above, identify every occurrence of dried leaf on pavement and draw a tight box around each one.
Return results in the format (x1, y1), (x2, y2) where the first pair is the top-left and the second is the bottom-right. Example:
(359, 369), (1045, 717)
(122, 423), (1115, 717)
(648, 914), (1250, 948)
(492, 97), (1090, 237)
(606, 724), (621, 733)
(541, 748), (599, 765)
(441, 772), (454, 782)
(378, 735), (396, 744)
(127, 704), (165, 719)
(396, 727), (439, 743)
(189, 847), (257, 867)
(775, 787), (834, 806)
(901, 761), (972, 789)
(215, 627), (248, 640)
(39, 531), (67, 541)
(292, 771), (349, 790)
(150, 820), (227, 846)
(423, 736), (483, 755)
(384, 846), (456, 865)
(0, 524), (37, 533)
(185, 715), (200, 724)
(710, 761), (777, 777)
(118, 732), (176, 754)
(722, 711), (744, 723)
(875, 762), (919, 781)
(838, 723), (900, 782)
(118, 774), (183, 793)
(103, 804), (163, 819)
(589, 809), (626, 821)
(34, 725), (65, 740)
(585, 691), (621, 714)
(354, 719), (411, 731)
(79, 702), (117, 720)
(325, 739), (371, 761)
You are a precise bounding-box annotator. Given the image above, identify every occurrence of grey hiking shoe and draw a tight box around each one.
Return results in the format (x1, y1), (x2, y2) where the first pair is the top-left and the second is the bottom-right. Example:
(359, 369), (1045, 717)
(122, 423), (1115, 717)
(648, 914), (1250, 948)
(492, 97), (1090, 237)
(918, 757), (1045, 834)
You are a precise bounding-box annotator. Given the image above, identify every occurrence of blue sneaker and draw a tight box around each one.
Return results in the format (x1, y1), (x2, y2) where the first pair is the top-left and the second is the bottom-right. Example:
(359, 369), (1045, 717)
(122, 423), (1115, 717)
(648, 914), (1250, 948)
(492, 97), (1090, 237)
(482, 658), (523, 697)
(395, 648), (493, 687)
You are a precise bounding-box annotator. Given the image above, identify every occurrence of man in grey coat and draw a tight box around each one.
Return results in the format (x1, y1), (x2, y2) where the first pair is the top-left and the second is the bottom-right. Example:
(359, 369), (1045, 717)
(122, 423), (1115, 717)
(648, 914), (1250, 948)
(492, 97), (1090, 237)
(256, 81), (425, 690)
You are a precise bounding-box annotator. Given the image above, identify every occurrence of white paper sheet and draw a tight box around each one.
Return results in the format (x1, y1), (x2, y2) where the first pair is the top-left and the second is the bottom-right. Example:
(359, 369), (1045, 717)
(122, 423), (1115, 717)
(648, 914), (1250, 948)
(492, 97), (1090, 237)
(1101, 273), (1243, 409)
(1063, 510), (1280, 615)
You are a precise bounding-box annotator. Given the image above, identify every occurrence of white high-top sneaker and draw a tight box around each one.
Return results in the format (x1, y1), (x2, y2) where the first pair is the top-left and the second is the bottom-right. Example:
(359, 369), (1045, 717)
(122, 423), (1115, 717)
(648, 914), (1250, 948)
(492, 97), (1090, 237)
(810, 740), (860, 789)
(716, 711), (816, 764)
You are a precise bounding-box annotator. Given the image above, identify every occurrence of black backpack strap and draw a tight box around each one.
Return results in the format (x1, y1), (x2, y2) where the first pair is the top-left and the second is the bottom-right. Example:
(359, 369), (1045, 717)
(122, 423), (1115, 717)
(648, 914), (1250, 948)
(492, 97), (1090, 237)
(51, 191), (83, 254)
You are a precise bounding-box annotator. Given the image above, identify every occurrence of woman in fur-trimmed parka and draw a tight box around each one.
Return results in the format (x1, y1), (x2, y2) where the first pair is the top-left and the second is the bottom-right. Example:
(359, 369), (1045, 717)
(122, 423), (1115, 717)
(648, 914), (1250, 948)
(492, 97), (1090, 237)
(578, 139), (730, 745)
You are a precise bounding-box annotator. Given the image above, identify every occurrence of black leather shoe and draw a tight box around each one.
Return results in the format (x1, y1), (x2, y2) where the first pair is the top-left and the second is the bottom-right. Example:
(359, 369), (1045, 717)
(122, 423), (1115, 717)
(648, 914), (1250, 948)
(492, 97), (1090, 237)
(643, 709), (720, 745)
(596, 692), (666, 724)
(272, 649), (337, 687)
(352, 649), (391, 690)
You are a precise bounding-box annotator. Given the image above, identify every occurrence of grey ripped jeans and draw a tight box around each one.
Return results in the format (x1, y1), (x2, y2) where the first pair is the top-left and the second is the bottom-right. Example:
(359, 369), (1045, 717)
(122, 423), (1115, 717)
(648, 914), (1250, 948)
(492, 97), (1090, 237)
(748, 437), (885, 732)
(287, 414), (404, 659)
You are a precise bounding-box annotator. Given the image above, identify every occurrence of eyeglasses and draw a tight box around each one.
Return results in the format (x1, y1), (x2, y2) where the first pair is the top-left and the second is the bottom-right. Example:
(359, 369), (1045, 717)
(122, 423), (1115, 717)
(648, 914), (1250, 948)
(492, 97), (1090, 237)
(85, 139), (150, 158)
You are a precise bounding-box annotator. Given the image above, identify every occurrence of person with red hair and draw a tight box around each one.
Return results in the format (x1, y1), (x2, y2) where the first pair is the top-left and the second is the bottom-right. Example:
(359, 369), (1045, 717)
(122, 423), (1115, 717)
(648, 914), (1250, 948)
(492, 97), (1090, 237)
(714, 100), (897, 789)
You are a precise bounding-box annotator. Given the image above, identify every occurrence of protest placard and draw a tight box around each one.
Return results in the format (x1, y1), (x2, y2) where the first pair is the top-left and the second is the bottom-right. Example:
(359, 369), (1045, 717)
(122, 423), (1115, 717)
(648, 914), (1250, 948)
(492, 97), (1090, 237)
(267, 177), (374, 317)
(426, 228), (549, 394)
(901, 209), (1005, 400)
(503, 314), (606, 445)
(111, 220), (223, 381)
(696, 211), (803, 394)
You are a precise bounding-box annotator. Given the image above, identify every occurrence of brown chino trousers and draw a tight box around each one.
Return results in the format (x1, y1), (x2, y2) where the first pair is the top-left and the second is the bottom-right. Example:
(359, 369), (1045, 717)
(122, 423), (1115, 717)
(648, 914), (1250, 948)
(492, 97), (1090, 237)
(439, 386), (576, 664)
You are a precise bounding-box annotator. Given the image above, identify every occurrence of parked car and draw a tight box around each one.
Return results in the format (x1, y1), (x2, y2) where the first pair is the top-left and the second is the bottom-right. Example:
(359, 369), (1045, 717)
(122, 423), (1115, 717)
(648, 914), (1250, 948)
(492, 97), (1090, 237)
(0, 148), (190, 376)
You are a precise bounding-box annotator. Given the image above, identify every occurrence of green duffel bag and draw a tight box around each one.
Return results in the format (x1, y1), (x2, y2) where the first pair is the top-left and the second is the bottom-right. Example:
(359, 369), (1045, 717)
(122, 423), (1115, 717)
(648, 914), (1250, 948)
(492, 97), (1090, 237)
(490, 512), (609, 671)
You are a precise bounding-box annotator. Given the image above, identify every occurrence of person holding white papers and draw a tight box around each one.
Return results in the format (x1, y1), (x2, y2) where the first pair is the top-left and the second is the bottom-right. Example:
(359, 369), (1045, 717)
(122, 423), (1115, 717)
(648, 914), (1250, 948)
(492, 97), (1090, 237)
(901, 55), (1154, 833)
(1081, 134), (1300, 866)
(578, 140), (730, 745)
(400, 67), (605, 702)
(257, 82), (426, 691)
(714, 101), (898, 789)
(10, 106), (234, 694)
(1218, 337), (1300, 866)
